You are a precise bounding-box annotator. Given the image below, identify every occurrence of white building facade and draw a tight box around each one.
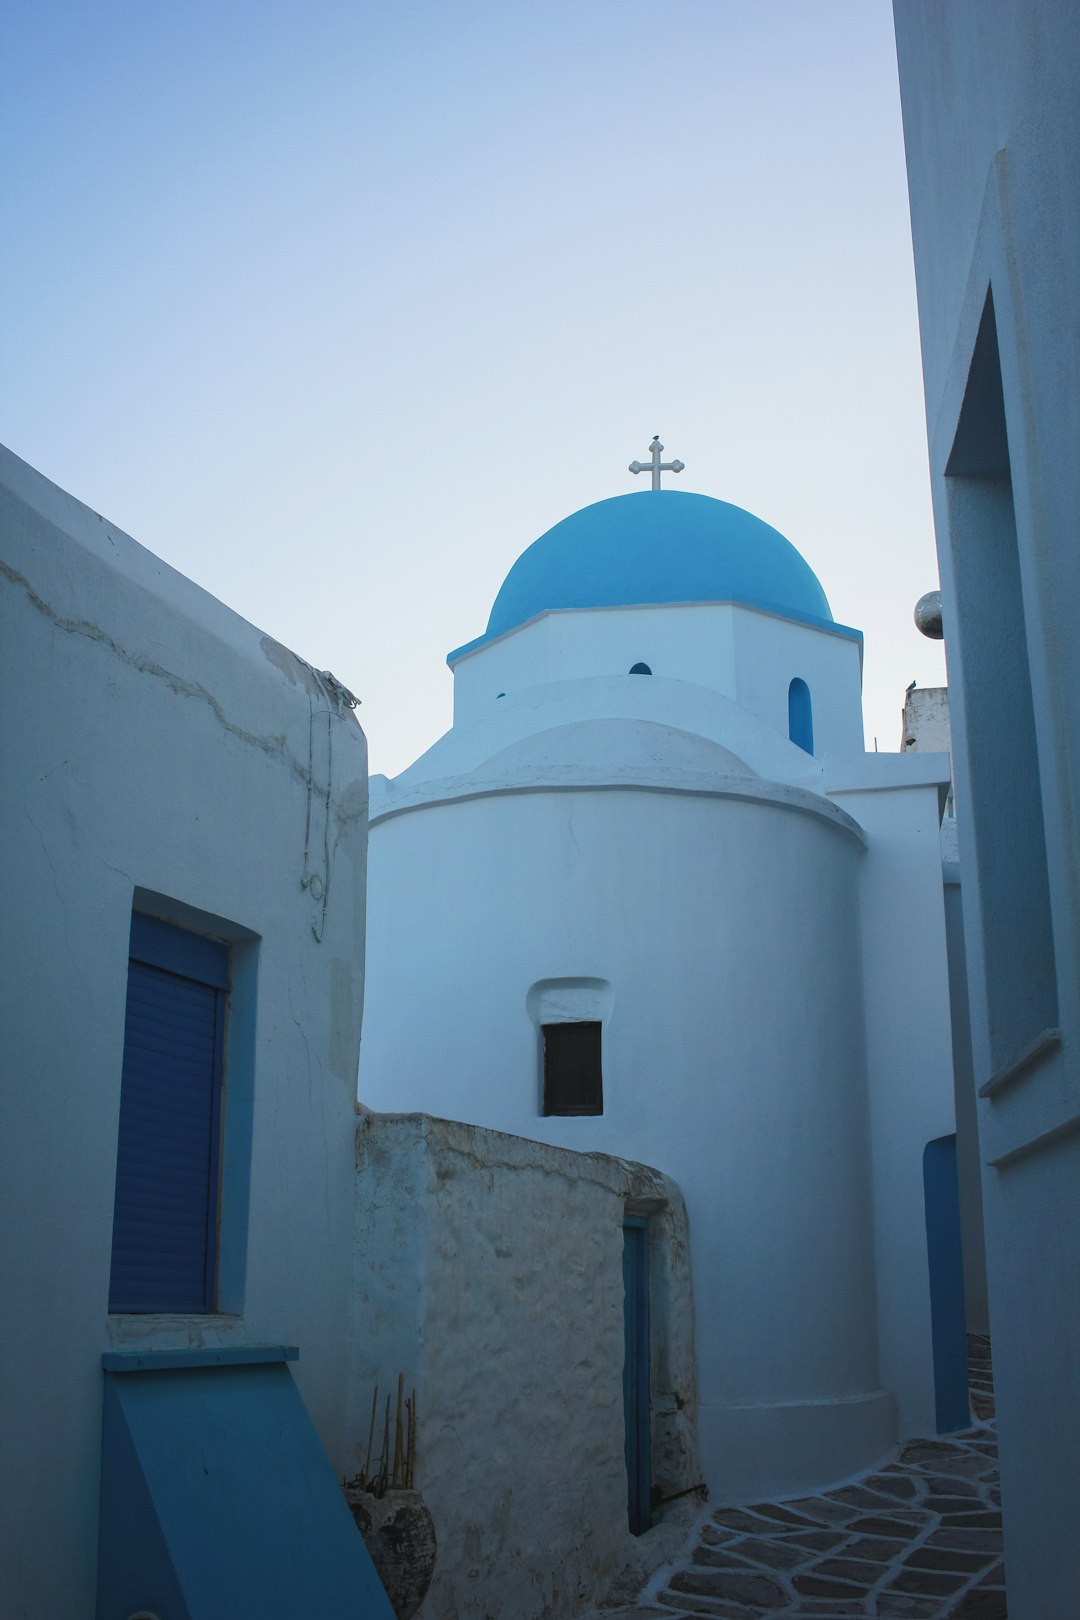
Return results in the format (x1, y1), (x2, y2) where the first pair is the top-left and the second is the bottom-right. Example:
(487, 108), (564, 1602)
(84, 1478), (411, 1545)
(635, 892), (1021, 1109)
(894, 5), (1080, 1614)
(360, 486), (960, 1502)
(0, 446), (374, 1618)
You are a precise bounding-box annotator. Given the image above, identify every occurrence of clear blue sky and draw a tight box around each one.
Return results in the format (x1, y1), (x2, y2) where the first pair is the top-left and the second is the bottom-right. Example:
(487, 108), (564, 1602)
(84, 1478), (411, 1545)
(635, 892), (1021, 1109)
(2, 0), (945, 776)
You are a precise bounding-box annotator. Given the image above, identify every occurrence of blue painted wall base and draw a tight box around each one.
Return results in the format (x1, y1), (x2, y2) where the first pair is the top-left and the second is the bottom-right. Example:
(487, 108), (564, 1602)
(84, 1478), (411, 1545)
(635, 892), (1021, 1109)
(97, 1350), (395, 1619)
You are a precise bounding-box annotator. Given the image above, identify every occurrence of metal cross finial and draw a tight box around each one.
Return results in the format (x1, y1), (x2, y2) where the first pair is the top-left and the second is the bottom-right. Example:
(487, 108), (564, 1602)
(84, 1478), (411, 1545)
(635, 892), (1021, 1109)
(629, 435), (685, 490)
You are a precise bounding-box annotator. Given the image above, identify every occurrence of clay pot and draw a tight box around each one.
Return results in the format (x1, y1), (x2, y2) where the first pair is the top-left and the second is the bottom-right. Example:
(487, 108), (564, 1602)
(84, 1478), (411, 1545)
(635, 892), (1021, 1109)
(345, 1486), (437, 1620)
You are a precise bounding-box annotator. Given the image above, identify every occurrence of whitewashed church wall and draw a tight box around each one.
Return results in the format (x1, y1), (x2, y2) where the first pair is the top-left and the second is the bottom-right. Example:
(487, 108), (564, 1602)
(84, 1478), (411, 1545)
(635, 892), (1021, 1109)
(360, 783), (892, 1499)
(386, 673), (825, 798)
(0, 446), (367, 1620)
(350, 1112), (699, 1620)
(828, 776), (957, 1438)
(451, 602), (740, 718)
(451, 601), (863, 757)
(729, 605), (865, 758)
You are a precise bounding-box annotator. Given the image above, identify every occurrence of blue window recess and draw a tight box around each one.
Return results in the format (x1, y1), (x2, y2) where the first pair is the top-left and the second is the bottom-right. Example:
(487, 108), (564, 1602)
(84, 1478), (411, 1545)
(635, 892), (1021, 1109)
(109, 914), (228, 1314)
(622, 1217), (651, 1535)
(788, 677), (814, 754)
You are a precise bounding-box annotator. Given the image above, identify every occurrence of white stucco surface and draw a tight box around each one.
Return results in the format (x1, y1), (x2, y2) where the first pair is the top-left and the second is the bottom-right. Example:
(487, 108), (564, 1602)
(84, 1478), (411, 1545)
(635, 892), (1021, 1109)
(450, 599), (865, 757)
(894, 4), (1080, 1612)
(384, 674), (829, 798)
(351, 1113), (699, 1620)
(901, 686), (951, 758)
(0, 445), (368, 1619)
(362, 765), (899, 1498)
(826, 772), (957, 1438)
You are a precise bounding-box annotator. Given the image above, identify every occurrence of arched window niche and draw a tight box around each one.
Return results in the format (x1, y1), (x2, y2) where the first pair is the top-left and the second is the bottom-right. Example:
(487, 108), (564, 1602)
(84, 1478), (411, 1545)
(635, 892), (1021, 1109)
(788, 677), (814, 754)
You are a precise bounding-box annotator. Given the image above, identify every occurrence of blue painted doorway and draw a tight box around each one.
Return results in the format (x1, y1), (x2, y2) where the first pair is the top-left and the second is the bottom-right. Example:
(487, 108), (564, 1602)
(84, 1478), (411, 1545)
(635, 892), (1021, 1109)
(923, 1134), (971, 1432)
(622, 1217), (651, 1535)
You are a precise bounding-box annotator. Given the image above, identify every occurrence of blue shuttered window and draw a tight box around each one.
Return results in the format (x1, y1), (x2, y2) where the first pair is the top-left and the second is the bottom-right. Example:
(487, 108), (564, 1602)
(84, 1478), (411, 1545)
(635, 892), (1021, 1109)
(109, 915), (228, 1314)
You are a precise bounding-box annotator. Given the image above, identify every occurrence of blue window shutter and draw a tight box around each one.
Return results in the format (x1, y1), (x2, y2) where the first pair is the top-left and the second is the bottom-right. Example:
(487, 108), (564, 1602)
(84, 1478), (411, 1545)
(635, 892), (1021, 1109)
(109, 918), (228, 1314)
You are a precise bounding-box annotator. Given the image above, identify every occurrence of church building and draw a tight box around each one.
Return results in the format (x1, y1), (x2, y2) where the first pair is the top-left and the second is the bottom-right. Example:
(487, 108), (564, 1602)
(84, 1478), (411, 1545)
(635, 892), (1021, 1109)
(359, 445), (965, 1504)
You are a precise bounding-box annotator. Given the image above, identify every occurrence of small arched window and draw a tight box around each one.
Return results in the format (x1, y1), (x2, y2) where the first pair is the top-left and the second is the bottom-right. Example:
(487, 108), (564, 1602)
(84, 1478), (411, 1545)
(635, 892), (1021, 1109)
(629, 662), (652, 676)
(788, 678), (814, 754)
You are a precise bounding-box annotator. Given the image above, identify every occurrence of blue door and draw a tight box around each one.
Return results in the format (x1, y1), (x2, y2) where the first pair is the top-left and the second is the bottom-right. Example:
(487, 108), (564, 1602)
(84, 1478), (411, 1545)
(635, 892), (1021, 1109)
(622, 1217), (651, 1535)
(923, 1134), (971, 1432)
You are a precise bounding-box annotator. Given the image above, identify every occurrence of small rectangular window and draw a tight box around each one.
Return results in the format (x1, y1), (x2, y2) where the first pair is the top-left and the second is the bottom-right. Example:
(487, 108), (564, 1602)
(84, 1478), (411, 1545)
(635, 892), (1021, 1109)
(109, 914), (228, 1313)
(542, 1021), (603, 1116)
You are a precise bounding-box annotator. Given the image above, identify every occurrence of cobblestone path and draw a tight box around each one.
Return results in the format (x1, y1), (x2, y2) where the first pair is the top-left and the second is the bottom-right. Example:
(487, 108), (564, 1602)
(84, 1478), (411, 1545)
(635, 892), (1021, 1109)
(608, 1337), (1004, 1620)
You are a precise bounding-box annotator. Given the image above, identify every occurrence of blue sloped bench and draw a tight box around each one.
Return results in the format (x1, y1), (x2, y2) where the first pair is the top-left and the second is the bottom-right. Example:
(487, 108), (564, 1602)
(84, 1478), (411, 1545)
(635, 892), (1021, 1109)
(98, 1346), (395, 1619)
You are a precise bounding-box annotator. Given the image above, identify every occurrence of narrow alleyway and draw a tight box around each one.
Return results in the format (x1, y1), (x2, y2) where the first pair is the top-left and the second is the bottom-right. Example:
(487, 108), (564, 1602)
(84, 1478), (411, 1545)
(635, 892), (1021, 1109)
(602, 1337), (1004, 1620)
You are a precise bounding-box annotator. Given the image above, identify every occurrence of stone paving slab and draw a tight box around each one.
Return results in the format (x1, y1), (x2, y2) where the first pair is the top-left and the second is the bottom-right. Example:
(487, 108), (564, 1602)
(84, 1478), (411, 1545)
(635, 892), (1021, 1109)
(597, 1338), (1004, 1620)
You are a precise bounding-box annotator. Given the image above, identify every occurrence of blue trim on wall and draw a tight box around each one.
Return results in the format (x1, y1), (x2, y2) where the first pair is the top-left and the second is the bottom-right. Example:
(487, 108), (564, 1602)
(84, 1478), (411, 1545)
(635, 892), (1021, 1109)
(623, 1217), (651, 1536)
(131, 911), (229, 988)
(923, 1135), (971, 1433)
(103, 1347), (299, 1373)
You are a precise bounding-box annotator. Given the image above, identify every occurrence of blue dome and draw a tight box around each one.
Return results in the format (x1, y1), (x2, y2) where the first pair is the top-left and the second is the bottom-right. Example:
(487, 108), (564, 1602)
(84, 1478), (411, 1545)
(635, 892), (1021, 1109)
(450, 492), (834, 662)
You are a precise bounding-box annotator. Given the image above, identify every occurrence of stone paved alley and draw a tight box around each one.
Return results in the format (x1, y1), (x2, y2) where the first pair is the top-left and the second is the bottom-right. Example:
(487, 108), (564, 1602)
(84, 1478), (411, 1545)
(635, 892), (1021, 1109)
(599, 1338), (1004, 1620)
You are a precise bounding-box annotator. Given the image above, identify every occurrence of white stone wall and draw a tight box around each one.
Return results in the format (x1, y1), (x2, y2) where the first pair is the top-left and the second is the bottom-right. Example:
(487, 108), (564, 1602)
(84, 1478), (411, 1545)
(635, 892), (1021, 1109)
(350, 1113), (699, 1620)
(0, 445), (367, 1619)
(901, 686), (954, 813)
(900, 686), (951, 759)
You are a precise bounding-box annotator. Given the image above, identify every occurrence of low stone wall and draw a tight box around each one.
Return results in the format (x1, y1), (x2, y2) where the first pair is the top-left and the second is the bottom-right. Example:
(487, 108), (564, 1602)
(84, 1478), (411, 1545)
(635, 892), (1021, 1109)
(351, 1111), (700, 1620)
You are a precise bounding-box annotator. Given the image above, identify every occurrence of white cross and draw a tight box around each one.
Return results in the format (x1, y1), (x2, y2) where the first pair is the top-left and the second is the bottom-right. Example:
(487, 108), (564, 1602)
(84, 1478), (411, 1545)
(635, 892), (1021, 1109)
(628, 435), (685, 490)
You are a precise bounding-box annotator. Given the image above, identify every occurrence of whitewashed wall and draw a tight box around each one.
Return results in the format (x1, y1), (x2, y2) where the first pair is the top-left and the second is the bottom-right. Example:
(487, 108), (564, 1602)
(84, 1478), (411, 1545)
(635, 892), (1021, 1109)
(826, 757), (958, 1437)
(895, 5), (1080, 1613)
(394, 673), (828, 795)
(0, 445), (367, 1619)
(360, 748), (897, 1500)
(451, 600), (864, 757)
(351, 1113), (699, 1620)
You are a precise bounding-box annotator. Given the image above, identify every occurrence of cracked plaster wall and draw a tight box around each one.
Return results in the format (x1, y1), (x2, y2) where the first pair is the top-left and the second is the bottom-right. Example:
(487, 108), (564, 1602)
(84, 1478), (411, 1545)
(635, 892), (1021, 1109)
(351, 1112), (700, 1620)
(0, 444), (368, 1620)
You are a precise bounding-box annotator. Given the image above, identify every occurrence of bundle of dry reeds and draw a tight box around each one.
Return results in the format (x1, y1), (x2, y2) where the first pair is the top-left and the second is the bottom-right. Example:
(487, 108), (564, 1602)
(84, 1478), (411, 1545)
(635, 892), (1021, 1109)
(351, 1373), (417, 1497)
